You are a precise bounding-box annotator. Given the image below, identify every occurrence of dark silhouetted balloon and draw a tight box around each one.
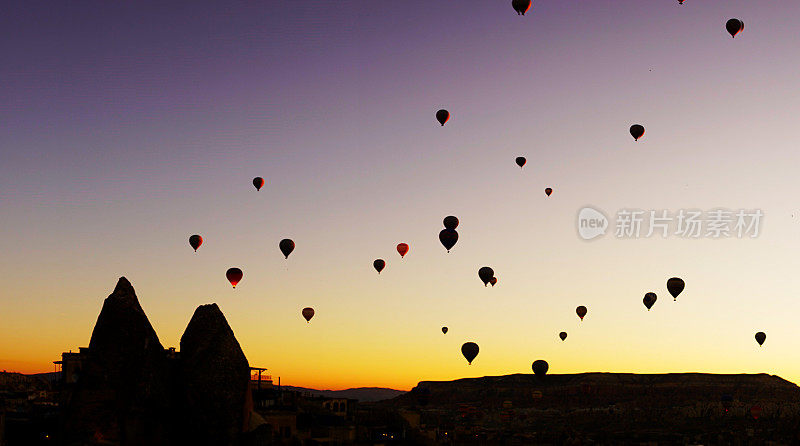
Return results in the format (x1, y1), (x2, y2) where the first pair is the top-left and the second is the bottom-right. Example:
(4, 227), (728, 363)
(279, 239), (295, 259)
(667, 277), (685, 301)
(478, 267), (494, 286)
(226, 268), (243, 288)
(559, 332), (567, 341)
(443, 216), (459, 230)
(512, 0), (531, 15)
(397, 243), (409, 258)
(436, 109), (450, 126)
(576, 306), (587, 321)
(439, 229), (458, 252)
(189, 235), (203, 252)
(516, 157), (526, 168)
(726, 18), (744, 38)
(643, 292), (657, 311)
(442, 327), (448, 334)
(373, 259), (385, 274)
(630, 124), (645, 141)
(253, 177), (265, 191)
(302, 307), (314, 323)
(532, 360), (549, 377)
(751, 404), (762, 420)
(461, 342), (479, 364)
(755, 331), (766, 346)
(489, 277), (497, 287)
(545, 187), (553, 196)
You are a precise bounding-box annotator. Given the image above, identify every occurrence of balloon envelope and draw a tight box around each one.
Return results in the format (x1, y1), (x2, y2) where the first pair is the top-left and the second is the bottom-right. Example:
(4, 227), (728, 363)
(226, 268), (243, 288)
(532, 360), (549, 377)
(643, 292), (657, 310)
(576, 306), (587, 320)
(489, 277), (497, 286)
(630, 124), (645, 141)
(515, 157), (526, 168)
(559, 332), (567, 341)
(545, 187), (553, 196)
(253, 177), (265, 191)
(443, 216), (459, 230)
(461, 342), (479, 364)
(373, 259), (385, 274)
(755, 332), (766, 346)
(397, 243), (409, 258)
(189, 235), (203, 252)
(512, 0), (531, 15)
(439, 229), (458, 252)
(279, 239), (295, 259)
(442, 327), (448, 334)
(667, 277), (685, 300)
(726, 18), (744, 38)
(436, 109), (449, 126)
(478, 267), (494, 286)
(302, 307), (315, 322)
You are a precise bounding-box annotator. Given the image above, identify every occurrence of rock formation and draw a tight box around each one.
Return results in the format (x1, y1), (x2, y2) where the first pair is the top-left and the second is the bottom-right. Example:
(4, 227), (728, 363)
(180, 303), (250, 446)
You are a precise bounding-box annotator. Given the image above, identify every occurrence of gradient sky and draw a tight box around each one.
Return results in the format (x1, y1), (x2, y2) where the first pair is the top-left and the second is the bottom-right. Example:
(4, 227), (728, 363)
(2, 0), (800, 391)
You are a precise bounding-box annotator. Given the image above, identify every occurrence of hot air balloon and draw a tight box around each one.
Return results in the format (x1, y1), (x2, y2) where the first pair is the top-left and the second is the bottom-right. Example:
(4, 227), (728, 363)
(253, 177), (265, 191)
(189, 235), (203, 252)
(643, 292), (657, 311)
(678, 0), (684, 4)
(397, 243), (409, 258)
(489, 277), (497, 287)
(279, 239), (295, 259)
(373, 259), (385, 274)
(755, 332), (766, 346)
(545, 187), (553, 197)
(442, 327), (448, 334)
(559, 332), (567, 341)
(443, 216), (459, 230)
(478, 267), (494, 286)
(630, 124), (645, 141)
(667, 277), (685, 301)
(726, 18), (744, 38)
(226, 268), (243, 288)
(750, 404), (762, 420)
(532, 360), (549, 377)
(512, 0), (531, 15)
(302, 307), (314, 323)
(436, 109), (450, 126)
(461, 342), (479, 364)
(516, 157), (526, 168)
(439, 229), (458, 252)
(576, 306), (587, 321)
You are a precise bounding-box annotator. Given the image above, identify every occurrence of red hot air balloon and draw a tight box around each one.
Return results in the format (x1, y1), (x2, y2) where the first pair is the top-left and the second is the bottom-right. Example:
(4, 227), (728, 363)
(373, 259), (385, 274)
(302, 307), (315, 323)
(436, 109), (450, 126)
(512, 0), (531, 15)
(189, 235), (203, 252)
(489, 277), (497, 287)
(750, 404), (762, 420)
(397, 243), (409, 258)
(726, 19), (744, 38)
(443, 216), (459, 230)
(545, 188), (553, 197)
(630, 124), (645, 141)
(279, 239), (295, 259)
(515, 157), (526, 168)
(226, 268), (243, 288)
(253, 177), (265, 191)
(461, 342), (479, 364)
(576, 306), (587, 321)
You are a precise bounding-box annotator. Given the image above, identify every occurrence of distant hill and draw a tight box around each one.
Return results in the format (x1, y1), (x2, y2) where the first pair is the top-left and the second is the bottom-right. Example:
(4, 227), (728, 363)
(0, 371), (51, 391)
(279, 386), (405, 402)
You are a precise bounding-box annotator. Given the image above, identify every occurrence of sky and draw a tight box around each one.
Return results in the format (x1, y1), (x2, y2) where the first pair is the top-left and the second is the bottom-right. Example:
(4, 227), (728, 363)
(2, 0), (800, 391)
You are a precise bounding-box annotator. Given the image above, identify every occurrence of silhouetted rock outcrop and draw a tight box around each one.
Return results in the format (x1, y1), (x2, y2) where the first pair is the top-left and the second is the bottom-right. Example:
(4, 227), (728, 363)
(180, 303), (250, 446)
(62, 277), (173, 446)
